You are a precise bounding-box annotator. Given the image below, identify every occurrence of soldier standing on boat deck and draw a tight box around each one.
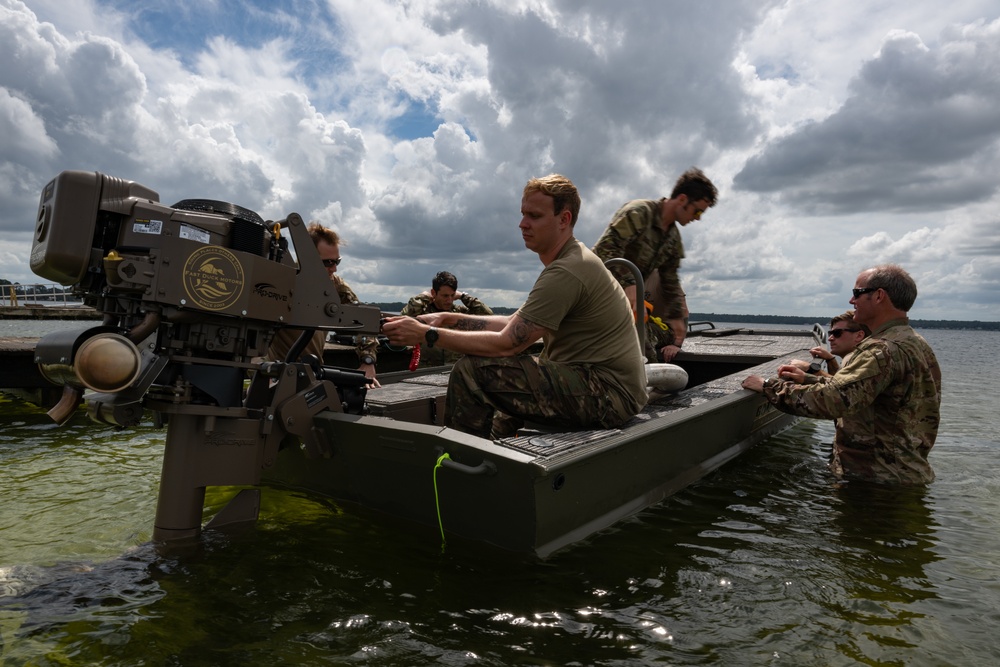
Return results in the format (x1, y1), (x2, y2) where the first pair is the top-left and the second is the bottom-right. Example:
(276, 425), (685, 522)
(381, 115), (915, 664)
(382, 174), (648, 439)
(401, 271), (493, 367)
(266, 223), (381, 387)
(591, 167), (718, 363)
(742, 264), (941, 485)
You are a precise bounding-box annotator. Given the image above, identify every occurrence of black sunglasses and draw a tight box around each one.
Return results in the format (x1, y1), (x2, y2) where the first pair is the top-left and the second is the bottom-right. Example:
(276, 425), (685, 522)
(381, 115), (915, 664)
(322, 258), (342, 267)
(828, 328), (861, 339)
(852, 287), (878, 298)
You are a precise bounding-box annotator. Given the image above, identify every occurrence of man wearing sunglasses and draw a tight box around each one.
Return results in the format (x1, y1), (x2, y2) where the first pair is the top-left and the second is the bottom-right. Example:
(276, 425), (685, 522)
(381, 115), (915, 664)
(592, 167), (717, 363)
(743, 264), (941, 485)
(267, 223), (381, 386)
(790, 311), (870, 377)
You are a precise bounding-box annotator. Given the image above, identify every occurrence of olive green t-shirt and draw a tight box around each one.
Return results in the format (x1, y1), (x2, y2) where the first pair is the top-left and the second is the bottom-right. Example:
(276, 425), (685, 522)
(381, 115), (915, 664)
(516, 238), (647, 418)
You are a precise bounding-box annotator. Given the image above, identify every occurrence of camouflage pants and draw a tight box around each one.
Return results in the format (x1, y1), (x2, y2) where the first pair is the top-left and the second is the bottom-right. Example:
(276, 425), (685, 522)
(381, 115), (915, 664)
(643, 320), (677, 363)
(445, 355), (626, 439)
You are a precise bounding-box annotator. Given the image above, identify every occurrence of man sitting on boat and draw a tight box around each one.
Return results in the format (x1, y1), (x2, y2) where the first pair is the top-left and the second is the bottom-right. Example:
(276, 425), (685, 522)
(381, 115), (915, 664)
(742, 264), (941, 485)
(266, 223), (381, 387)
(382, 174), (648, 439)
(400, 270), (493, 368)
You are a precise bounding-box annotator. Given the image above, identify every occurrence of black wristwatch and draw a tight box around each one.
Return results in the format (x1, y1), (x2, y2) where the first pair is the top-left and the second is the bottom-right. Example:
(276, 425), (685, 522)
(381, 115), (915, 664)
(360, 354), (376, 366)
(425, 327), (439, 348)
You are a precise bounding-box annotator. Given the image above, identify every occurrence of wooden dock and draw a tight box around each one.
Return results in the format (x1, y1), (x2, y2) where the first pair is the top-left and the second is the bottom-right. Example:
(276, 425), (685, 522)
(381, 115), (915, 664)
(0, 337), (65, 406)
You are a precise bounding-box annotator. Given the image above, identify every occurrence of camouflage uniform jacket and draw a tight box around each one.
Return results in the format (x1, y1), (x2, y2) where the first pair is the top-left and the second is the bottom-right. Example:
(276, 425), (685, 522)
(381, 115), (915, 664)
(591, 198), (686, 320)
(267, 274), (378, 362)
(400, 291), (493, 366)
(763, 318), (941, 484)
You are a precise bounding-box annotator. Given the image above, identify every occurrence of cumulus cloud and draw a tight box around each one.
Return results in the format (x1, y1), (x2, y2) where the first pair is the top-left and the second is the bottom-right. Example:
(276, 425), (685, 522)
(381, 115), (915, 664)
(0, 0), (998, 321)
(733, 19), (1000, 215)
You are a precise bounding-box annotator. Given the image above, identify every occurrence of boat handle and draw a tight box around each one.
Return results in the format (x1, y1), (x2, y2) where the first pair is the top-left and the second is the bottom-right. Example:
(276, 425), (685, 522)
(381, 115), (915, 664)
(440, 458), (497, 476)
(603, 257), (645, 352)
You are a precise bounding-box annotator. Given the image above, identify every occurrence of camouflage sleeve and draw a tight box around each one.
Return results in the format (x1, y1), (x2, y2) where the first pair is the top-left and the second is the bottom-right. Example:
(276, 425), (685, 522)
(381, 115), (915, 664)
(401, 297), (424, 317)
(460, 293), (493, 316)
(356, 335), (379, 361)
(334, 276), (378, 361)
(656, 270), (685, 320)
(334, 276), (360, 305)
(592, 206), (651, 287)
(654, 227), (685, 320)
(767, 342), (894, 420)
(401, 292), (434, 317)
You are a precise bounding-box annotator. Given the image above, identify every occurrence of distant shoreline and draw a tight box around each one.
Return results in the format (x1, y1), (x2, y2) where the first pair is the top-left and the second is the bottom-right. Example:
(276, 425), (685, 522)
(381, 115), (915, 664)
(2, 303), (994, 331)
(687, 312), (999, 331)
(371, 303), (1000, 331)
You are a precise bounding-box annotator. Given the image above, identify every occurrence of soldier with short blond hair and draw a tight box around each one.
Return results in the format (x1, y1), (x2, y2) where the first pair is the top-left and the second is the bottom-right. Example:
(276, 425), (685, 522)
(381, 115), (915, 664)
(383, 174), (647, 438)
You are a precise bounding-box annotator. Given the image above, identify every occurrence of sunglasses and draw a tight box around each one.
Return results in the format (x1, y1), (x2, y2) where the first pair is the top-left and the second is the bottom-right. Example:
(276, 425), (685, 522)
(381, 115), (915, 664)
(322, 258), (342, 267)
(690, 204), (706, 220)
(852, 287), (878, 299)
(828, 327), (861, 339)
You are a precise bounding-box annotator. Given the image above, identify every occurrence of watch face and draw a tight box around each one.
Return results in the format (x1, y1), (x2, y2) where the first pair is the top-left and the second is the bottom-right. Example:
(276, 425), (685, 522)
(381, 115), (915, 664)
(425, 328), (439, 347)
(361, 355), (375, 365)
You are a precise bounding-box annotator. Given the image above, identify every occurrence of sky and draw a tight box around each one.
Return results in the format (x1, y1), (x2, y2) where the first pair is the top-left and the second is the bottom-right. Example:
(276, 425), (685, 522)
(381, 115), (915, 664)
(2, 0), (999, 322)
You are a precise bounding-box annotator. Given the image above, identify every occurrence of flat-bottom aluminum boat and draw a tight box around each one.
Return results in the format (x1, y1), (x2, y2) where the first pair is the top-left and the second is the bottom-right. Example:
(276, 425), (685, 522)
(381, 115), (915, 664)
(263, 324), (824, 557)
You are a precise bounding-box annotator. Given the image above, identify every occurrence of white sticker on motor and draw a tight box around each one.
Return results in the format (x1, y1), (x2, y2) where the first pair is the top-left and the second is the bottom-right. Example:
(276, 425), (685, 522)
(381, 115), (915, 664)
(179, 224), (211, 244)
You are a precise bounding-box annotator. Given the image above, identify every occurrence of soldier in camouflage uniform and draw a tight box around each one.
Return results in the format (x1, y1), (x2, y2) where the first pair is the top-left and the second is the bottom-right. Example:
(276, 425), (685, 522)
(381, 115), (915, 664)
(382, 174), (648, 439)
(743, 265), (941, 484)
(592, 167), (718, 363)
(267, 223), (381, 386)
(401, 271), (493, 367)
(788, 310), (870, 377)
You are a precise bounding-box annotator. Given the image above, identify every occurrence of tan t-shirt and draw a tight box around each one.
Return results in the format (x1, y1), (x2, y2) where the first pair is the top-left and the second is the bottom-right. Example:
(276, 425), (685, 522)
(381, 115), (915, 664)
(516, 238), (647, 418)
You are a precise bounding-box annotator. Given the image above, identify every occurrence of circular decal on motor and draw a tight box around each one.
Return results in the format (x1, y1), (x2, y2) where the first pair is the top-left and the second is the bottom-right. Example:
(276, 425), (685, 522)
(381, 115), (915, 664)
(182, 246), (244, 311)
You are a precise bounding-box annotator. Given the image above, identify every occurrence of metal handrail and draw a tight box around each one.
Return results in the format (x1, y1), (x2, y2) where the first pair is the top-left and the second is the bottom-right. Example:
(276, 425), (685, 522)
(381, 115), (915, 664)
(2, 283), (83, 307)
(603, 258), (645, 352)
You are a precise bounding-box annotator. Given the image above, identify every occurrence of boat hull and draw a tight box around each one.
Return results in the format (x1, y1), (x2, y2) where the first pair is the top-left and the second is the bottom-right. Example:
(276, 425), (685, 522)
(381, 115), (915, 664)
(263, 326), (815, 556)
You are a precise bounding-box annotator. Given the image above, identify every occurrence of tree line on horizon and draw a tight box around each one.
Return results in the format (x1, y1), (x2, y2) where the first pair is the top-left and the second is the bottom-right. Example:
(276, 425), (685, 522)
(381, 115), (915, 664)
(1, 279), (993, 331)
(370, 303), (998, 331)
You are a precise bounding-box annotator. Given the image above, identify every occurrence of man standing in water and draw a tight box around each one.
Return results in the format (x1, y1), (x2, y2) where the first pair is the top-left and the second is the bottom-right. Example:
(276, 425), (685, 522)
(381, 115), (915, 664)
(383, 174), (647, 438)
(742, 264), (941, 484)
(789, 310), (870, 377)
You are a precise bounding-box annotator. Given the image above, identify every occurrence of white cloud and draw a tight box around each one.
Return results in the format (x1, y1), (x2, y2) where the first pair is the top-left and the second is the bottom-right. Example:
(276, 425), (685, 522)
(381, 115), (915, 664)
(0, 0), (998, 322)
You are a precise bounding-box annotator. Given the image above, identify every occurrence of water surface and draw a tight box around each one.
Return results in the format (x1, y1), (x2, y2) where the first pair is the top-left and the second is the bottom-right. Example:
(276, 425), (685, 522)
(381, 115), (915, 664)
(1, 325), (997, 665)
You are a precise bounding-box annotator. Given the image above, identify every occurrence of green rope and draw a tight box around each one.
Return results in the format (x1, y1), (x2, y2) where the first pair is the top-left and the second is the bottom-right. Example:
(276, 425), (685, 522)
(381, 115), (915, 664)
(433, 452), (451, 549)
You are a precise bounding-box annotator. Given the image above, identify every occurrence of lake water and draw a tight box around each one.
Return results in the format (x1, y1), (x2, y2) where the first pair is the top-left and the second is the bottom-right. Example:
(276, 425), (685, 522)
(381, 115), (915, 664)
(1, 322), (998, 665)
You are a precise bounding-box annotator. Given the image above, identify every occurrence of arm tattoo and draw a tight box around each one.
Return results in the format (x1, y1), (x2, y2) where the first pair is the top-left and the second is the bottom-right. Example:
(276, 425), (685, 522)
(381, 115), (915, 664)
(454, 318), (488, 332)
(509, 317), (535, 347)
